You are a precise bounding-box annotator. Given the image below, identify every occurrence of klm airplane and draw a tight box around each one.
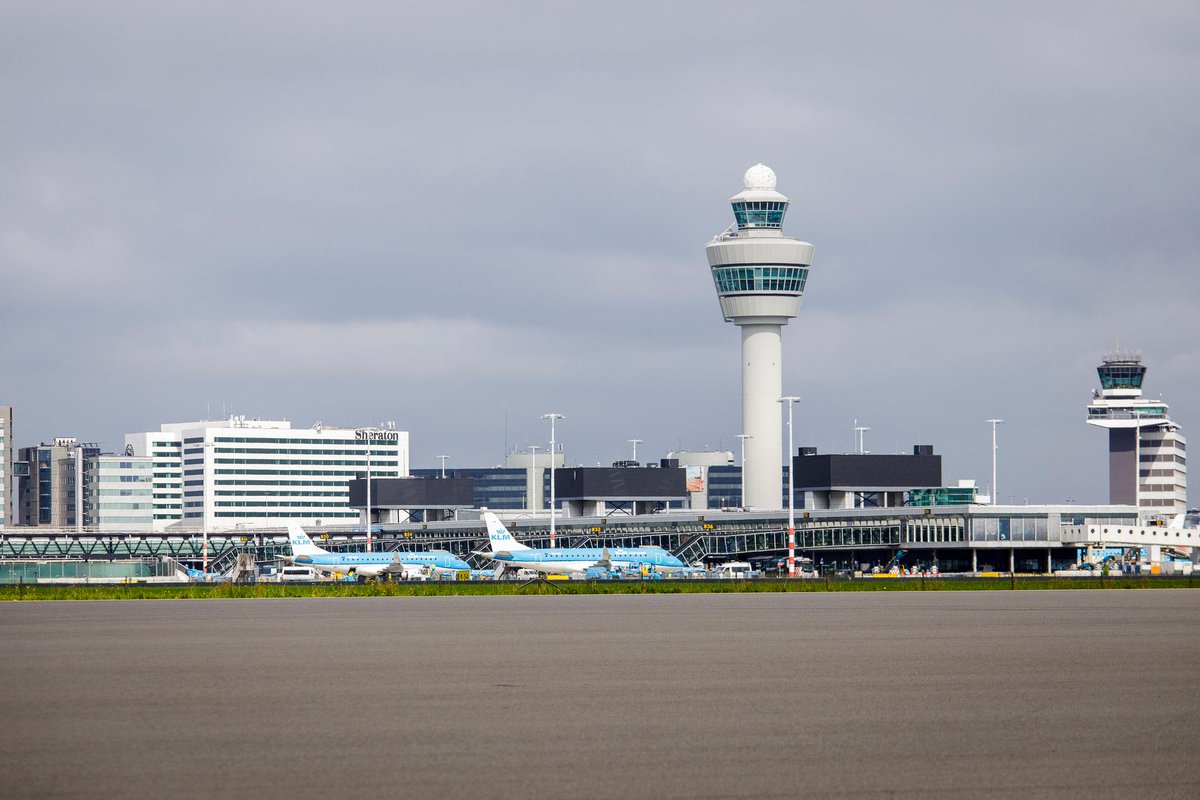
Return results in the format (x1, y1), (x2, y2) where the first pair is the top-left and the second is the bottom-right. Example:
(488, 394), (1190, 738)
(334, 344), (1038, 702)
(285, 523), (471, 579)
(481, 512), (688, 575)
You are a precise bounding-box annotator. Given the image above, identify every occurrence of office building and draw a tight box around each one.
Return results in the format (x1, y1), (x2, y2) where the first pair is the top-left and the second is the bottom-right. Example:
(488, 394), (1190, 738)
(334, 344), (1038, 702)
(85, 454), (154, 531)
(707, 164), (814, 510)
(1086, 352), (1187, 517)
(125, 417), (407, 530)
(17, 438), (99, 528)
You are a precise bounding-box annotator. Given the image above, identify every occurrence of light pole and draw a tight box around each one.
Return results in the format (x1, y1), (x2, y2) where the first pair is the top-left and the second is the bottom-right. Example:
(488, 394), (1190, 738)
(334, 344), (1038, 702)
(437, 454), (449, 479)
(780, 396), (802, 578)
(987, 419), (1005, 506)
(364, 431), (373, 552)
(541, 413), (565, 548)
(628, 438), (643, 464)
(1131, 409), (1144, 520)
(854, 420), (871, 454)
(735, 434), (753, 510)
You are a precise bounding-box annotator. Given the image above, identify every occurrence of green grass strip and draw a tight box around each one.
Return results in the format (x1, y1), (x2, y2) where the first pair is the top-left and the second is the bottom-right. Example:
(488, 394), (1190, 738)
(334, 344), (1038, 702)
(1, 575), (1197, 601)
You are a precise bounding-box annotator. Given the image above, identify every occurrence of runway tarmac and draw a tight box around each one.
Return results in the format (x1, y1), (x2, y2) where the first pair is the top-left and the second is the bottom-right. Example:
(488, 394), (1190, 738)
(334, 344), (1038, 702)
(1, 591), (1197, 798)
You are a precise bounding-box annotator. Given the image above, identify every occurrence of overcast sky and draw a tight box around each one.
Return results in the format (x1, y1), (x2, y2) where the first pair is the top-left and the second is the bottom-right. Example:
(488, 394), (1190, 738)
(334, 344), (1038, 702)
(3, 1), (1197, 505)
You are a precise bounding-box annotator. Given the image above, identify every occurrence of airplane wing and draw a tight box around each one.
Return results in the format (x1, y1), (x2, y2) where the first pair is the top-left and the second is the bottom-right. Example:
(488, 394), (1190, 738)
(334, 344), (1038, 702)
(382, 553), (407, 574)
(597, 546), (612, 570)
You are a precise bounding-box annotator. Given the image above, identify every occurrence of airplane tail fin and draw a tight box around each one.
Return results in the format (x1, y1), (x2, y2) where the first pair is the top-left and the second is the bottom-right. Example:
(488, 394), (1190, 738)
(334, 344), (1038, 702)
(287, 522), (328, 556)
(483, 512), (530, 551)
(1167, 513), (1185, 530)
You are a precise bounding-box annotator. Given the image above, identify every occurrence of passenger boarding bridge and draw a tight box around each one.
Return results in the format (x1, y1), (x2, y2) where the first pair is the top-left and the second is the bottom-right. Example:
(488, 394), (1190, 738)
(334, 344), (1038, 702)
(0, 504), (1152, 575)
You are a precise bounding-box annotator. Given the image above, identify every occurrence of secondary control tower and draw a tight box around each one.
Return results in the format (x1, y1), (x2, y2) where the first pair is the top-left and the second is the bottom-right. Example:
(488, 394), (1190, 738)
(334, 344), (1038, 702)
(1086, 351), (1187, 518)
(707, 164), (814, 510)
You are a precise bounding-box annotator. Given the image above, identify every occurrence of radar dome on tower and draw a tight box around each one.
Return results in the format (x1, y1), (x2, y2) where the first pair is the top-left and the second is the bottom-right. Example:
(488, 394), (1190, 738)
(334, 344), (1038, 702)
(743, 163), (777, 190)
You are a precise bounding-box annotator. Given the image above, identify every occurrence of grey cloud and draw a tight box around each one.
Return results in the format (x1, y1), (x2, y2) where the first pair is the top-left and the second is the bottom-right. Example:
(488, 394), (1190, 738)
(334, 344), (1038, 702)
(2, 1), (1197, 504)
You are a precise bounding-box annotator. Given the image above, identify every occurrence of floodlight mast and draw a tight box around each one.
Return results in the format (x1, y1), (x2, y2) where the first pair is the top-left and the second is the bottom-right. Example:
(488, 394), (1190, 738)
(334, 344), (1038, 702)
(541, 413), (565, 548)
(1131, 409), (1143, 520)
(987, 419), (1005, 506)
(360, 422), (395, 552)
(365, 430), (374, 551)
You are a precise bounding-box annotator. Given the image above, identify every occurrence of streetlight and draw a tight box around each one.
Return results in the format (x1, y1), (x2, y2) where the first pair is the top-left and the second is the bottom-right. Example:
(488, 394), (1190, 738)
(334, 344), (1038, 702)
(987, 419), (1005, 506)
(780, 396), (802, 578)
(853, 419), (870, 455)
(541, 413), (565, 548)
(437, 454), (449, 479)
(359, 423), (393, 552)
(628, 438), (643, 463)
(364, 431), (374, 552)
(1131, 408), (1144, 520)
(735, 433), (753, 510)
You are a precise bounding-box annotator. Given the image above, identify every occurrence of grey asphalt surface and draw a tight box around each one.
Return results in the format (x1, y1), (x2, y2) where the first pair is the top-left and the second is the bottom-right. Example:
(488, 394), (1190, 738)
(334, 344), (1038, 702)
(1, 591), (1197, 799)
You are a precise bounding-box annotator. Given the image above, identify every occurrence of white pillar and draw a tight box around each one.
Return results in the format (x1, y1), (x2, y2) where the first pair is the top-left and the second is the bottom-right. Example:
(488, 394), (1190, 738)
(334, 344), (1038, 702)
(740, 323), (783, 510)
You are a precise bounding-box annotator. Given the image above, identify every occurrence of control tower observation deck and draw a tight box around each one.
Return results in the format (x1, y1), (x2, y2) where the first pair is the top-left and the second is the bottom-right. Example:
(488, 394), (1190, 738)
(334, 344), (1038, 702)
(706, 164), (814, 510)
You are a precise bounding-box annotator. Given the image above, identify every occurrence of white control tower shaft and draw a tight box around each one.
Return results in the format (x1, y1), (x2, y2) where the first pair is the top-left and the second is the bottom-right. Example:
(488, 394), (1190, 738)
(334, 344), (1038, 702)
(742, 324), (783, 508)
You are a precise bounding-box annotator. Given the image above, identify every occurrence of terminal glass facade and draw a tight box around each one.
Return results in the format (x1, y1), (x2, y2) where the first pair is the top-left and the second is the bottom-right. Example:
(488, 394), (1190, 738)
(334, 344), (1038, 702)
(906, 487), (978, 506)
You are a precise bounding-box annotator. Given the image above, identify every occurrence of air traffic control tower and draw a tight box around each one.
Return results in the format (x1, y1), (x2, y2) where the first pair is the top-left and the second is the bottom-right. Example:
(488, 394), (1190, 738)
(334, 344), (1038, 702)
(1086, 352), (1187, 518)
(707, 164), (814, 510)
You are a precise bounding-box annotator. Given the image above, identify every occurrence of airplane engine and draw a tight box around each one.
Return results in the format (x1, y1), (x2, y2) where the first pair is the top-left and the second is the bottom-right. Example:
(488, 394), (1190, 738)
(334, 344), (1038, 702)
(354, 565), (386, 579)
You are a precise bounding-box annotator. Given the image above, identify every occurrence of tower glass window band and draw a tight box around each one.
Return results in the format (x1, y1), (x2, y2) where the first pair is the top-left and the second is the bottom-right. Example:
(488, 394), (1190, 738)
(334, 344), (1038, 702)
(1098, 364), (1145, 389)
(713, 266), (808, 293)
(732, 201), (787, 229)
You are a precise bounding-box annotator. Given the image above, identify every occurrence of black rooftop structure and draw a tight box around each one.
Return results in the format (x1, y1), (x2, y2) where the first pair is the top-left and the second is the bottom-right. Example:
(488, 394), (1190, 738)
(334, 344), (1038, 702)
(792, 445), (942, 490)
(555, 465), (687, 516)
(349, 477), (475, 522)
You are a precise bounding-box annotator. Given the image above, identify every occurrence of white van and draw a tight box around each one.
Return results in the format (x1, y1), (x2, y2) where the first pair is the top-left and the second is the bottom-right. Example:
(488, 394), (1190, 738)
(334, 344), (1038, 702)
(711, 561), (755, 579)
(277, 566), (317, 583)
